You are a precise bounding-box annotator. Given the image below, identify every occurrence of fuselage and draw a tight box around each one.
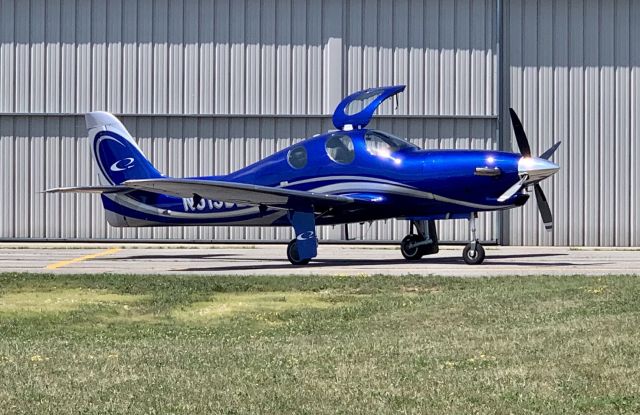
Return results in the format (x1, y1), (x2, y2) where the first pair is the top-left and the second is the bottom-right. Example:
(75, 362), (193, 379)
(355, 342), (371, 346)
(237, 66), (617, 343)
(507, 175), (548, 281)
(102, 128), (531, 228)
(46, 88), (560, 267)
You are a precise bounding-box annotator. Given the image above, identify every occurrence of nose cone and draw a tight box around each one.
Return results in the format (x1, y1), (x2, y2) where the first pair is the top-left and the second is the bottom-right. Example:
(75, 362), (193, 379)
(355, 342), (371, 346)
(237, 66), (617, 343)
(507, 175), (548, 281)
(518, 157), (560, 182)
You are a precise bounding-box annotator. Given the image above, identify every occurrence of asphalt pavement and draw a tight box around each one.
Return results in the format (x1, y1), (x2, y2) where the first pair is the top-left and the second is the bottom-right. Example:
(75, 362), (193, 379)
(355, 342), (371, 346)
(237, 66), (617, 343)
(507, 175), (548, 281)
(1, 243), (638, 276)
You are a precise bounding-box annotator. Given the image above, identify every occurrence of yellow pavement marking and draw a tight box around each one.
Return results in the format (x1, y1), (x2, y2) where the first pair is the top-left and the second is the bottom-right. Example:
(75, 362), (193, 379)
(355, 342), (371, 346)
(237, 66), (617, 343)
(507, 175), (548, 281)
(46, 248), (122, 270)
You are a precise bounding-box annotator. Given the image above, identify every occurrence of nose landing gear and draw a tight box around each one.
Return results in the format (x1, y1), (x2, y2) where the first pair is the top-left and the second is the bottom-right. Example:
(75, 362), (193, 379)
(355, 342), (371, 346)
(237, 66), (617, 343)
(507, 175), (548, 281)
(400, 216), (487, 265)
(462, 213), (485, 265)
(400, 220), (439, 260)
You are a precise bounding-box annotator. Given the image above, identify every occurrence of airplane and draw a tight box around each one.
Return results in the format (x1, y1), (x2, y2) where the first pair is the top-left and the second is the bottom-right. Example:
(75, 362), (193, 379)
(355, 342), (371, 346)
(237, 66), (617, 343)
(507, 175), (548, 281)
(46, 85), (560, 265)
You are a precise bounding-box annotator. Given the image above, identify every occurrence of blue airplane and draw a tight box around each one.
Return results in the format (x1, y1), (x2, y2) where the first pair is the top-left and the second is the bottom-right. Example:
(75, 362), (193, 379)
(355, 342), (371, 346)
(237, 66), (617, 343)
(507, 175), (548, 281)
(46, 85), (560, 265)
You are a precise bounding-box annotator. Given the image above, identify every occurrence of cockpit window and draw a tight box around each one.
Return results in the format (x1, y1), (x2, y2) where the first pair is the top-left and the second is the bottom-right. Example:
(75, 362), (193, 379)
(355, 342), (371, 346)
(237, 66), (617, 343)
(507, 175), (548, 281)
(287, 146), (307, 169)
(325, 134), (355, 164)
(364, 130), (418, 157)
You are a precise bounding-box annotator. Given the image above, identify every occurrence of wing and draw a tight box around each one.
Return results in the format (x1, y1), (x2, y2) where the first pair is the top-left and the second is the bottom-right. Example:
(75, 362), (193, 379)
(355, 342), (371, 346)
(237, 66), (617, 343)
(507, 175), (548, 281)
(44, 185), (130, 194)
(122, 178), (357, 211)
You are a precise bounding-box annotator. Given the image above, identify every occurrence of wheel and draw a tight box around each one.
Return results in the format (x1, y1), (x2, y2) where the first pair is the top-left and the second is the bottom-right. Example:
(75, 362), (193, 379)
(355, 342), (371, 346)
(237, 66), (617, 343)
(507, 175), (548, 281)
(287, 239), (310, 265)
(421, 242), (439, 256)
(462, 242), (485, 265)
(401, 234), (424, 260)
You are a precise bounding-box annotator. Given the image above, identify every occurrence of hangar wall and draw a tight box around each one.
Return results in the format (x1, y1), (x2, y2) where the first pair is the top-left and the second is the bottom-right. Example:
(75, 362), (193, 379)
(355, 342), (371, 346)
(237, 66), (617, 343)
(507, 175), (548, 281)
(503, 0), (640, 247)
(0, 0), (638, 246)
(0, 0), (497, 243)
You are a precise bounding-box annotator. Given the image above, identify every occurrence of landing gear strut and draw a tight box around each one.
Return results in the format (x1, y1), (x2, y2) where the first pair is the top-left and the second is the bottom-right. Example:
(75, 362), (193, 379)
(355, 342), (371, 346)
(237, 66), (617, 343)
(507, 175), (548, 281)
(400, 220), (439, 260)
(462, 213), (485, 265)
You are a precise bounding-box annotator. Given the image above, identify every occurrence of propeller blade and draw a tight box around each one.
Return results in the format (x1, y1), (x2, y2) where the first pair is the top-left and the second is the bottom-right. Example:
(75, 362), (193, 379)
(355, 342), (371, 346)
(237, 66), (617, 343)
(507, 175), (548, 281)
(497, 175), (528, 202)
(534, 183), (553, 231)
(508, 108), (531, 157)
(539, 141), (562, 160)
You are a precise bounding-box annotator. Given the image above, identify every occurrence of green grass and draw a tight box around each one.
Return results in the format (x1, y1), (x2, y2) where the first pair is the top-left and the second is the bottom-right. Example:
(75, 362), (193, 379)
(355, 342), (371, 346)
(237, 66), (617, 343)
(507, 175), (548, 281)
(1, 273), (639, 414)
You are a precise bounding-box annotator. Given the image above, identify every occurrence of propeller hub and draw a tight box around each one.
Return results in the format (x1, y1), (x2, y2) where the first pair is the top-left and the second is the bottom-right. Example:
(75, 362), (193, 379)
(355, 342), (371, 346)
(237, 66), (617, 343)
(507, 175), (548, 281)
(518, 157), (559, 183)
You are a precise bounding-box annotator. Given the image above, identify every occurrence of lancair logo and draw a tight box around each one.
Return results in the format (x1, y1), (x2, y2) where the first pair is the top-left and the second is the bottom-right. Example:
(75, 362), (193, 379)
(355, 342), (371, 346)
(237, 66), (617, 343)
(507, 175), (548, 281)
(296, 231), (316, 241)
(110, 157), (135, 172)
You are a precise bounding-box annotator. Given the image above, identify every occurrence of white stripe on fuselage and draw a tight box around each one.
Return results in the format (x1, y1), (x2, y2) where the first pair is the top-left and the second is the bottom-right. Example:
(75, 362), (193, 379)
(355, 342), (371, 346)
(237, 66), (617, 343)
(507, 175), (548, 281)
(107, 193), (262, 219)
(309, 182), (509, 210)
(280, 175), (415, 188)
(106, 175), (510, 224)
(106, 193), (288, 225)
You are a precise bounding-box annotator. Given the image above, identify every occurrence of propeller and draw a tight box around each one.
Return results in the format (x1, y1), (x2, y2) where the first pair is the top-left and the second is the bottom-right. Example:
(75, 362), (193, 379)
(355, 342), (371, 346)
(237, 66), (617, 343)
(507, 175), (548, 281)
(499, 108), (561, 231)
(509, 108), (531, 157)
(539, 141), (562, 160)
(534, 183), (553, 231)
(497, 174), (528, 202)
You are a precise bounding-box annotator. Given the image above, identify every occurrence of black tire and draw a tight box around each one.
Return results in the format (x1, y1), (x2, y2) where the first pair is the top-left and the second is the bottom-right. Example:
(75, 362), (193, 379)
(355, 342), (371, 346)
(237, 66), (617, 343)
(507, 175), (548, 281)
(421, 242), (439, 256)
(401, 234), (424, 260)
(287, 239), (310, 265)
(462, 243), (485, 265)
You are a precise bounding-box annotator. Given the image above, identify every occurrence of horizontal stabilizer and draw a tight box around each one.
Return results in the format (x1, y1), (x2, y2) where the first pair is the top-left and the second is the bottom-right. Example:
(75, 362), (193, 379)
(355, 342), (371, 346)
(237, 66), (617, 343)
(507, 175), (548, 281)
(44, 186), (130, 194)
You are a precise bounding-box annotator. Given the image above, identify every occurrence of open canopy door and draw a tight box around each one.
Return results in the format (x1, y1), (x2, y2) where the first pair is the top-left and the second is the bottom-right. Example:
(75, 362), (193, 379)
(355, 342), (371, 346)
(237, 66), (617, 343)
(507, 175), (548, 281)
(332, 85), (405, 130)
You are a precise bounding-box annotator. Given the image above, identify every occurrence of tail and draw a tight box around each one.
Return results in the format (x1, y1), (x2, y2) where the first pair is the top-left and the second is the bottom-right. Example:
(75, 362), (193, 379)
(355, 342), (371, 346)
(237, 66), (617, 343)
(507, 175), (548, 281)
(86, 112), (163, 185)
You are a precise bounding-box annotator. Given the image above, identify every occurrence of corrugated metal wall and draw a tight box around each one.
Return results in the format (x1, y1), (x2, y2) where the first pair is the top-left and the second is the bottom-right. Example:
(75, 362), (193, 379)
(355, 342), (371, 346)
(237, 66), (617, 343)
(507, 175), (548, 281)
(503, 0), (640, 246)
(0, 0), (496, 116)
(1, 0), (637, 246)
(0, 0), (497, 243)
(0, 115), (496, 242)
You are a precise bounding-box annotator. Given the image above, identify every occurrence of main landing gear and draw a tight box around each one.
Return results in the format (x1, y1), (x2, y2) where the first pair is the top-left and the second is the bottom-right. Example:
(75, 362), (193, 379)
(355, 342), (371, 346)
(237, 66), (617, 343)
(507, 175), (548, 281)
(286, 210), (318, 265)
(400, 220), (439, 260)
(462, 213), (485, 265)
(286, 239), (311, 265)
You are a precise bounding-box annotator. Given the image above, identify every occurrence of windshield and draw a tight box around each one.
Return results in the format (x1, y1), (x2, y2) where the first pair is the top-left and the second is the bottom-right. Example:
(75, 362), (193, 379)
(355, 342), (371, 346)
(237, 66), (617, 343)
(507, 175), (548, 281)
(364, 130), (418, 157)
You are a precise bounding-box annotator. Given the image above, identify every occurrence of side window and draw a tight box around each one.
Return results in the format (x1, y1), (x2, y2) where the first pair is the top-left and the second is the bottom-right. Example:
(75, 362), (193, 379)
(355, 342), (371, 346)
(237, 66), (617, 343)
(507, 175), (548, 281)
(325, 134), (355, 164)
(287, 146), (307, 169)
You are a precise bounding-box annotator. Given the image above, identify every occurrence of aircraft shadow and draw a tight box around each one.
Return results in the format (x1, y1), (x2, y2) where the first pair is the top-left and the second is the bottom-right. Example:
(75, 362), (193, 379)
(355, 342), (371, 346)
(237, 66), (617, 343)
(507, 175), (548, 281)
(113, 251), (565, 263)
(482, 253), (567, 260)
(174, 253), (607, 273)
(107, 253), (239, 261)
